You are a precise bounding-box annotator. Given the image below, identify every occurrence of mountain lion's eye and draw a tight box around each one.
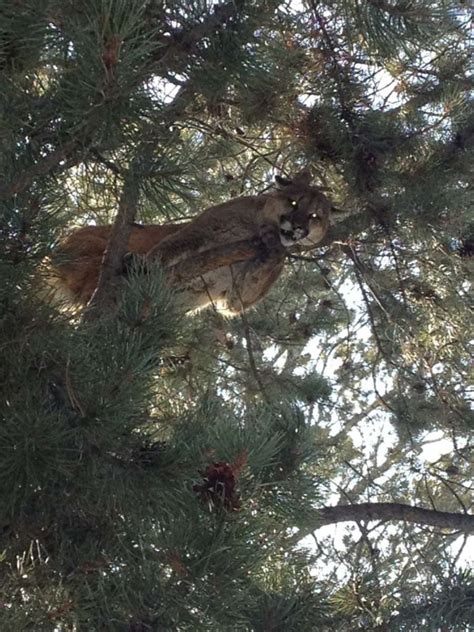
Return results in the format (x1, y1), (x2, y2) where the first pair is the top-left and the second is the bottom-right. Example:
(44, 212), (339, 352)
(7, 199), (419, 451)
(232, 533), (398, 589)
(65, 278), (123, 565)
(289, 199), (298, 208)
(310, 212), (319, 220)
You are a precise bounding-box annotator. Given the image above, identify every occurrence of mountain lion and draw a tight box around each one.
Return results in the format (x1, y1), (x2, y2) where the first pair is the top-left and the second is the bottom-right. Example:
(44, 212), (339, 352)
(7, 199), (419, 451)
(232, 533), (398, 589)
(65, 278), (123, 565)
(49, 170), (341, 314)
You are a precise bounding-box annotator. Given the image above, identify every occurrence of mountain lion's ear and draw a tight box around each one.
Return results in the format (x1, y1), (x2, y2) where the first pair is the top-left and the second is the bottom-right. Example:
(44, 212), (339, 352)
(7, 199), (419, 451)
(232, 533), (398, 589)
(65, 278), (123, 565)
(275, 174), (293, 187)
(291, 168), (311, 186)
(275, 168), (312, 188)
(329, 206), (351, 224)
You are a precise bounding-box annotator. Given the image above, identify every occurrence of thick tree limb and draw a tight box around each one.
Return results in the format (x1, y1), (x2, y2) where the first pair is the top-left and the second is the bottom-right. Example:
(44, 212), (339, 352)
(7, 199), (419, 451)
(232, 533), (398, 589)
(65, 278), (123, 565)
(166, 239), (263, 284)
(293, 502), (474, 542)
(316, 208), (375, 247)
(83, 166), (141, 322)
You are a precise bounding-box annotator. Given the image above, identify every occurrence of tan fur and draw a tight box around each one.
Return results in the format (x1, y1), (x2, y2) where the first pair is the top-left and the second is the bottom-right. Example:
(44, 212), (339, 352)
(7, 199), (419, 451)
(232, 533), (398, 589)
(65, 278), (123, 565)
(48, 172), (335, 314)
(48, 223), (185, 304)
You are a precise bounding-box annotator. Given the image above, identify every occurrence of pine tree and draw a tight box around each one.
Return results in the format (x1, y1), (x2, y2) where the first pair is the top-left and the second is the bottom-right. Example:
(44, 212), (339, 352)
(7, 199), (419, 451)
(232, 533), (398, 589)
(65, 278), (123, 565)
(0, 1), (472, 630)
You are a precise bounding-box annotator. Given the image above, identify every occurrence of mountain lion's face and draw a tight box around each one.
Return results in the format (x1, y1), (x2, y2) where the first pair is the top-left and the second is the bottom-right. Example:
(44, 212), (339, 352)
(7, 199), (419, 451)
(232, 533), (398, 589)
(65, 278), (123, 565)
(278, 194), (330, 247)
(272, 175), (333, 248)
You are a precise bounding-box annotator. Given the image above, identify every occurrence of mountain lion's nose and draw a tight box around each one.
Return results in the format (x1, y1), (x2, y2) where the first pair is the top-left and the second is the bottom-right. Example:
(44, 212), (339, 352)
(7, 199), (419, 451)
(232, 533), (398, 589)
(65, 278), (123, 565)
(294, 227), (308, 240)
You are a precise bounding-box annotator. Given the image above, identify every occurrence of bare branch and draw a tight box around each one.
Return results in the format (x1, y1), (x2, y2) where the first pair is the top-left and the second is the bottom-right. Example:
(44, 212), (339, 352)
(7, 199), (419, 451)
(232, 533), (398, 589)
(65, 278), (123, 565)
(293, 502), (474, 543)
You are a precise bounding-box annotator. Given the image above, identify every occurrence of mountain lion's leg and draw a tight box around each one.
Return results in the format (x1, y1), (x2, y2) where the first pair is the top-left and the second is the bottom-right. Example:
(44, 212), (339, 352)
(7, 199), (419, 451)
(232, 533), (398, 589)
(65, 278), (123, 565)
(147, 215), (281, 269)
(226, 250), (285, 313)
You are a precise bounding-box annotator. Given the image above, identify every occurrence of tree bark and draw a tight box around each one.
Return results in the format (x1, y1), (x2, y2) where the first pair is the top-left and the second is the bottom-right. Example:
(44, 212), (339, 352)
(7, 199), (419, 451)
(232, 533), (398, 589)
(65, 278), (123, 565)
(293, 502), (474, 542)
(83, 167), (141, 322)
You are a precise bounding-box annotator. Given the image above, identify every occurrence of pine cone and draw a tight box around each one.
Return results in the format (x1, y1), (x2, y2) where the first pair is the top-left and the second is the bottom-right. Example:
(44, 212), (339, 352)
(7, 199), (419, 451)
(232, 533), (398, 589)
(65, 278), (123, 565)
(193, 461), (241, 511)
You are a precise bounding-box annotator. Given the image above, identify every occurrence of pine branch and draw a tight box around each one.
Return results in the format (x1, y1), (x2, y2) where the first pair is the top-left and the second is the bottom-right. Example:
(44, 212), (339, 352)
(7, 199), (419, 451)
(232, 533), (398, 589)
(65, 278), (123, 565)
(433, 117), (474, 163)
(153, 2), (239, 68)
(314, 114), (473, 246)
(293, 502), (474, 542)
(0, 140), (80, 200)
(309, 2), (356, 129)
(0, 97), (119, 202)
(0, 3), (239, 203)
(366, 0), (431, 19)
(168, 3), (238, 51)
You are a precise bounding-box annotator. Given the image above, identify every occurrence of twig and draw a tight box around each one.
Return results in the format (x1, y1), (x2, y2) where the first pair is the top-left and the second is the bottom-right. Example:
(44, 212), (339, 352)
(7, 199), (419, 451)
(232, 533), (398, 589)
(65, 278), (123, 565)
(90, 148), (122, 176)
(240, 311), (271, 405)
